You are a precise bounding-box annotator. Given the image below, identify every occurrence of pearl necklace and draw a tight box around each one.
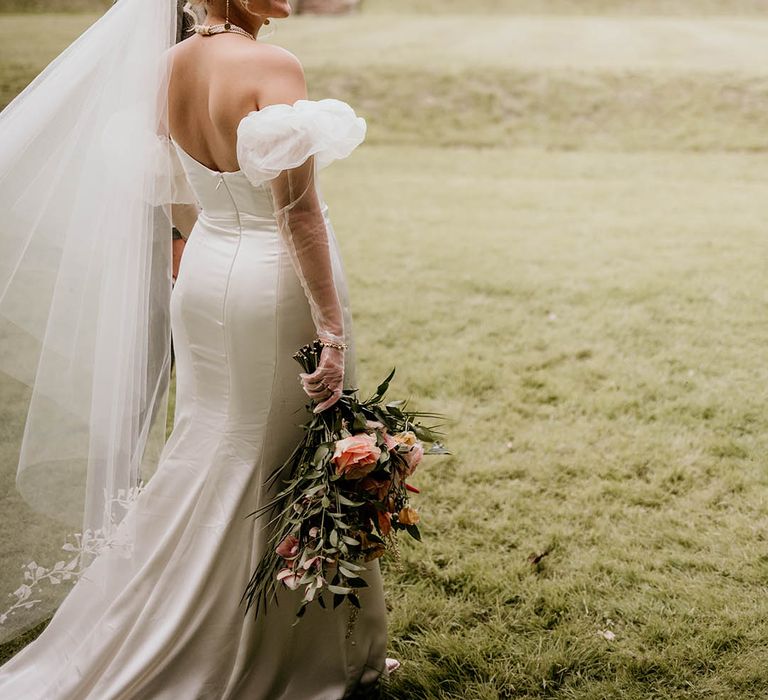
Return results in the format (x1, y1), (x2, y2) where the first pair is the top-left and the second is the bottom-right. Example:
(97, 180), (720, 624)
(193, 22), (256, 41)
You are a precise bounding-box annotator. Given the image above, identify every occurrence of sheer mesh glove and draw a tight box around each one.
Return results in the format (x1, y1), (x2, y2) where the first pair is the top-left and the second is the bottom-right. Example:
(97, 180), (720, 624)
(298, 345), (345, 413)
(269, 156), (346, 412)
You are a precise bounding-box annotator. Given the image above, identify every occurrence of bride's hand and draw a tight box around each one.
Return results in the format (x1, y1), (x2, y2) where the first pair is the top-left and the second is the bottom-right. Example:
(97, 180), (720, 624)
(299, 346), (345, 413)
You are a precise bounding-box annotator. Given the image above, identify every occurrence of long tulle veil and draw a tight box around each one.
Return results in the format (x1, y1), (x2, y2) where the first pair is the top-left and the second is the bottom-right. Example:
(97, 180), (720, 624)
(0, 0), (180, 642)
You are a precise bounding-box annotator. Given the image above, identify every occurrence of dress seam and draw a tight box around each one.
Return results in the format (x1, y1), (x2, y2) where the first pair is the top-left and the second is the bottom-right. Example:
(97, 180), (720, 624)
(218, 176), (243, 421)
(220, 228), (283, 700)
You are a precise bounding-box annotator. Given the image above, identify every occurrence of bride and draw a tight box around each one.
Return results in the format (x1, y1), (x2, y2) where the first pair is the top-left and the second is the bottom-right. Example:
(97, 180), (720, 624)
(0, 0), (398, 696)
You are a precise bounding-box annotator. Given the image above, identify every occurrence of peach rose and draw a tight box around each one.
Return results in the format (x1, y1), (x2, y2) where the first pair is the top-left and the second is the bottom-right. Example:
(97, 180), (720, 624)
(398, 506), (420, 526)
(275, 534), (299, 560)
(332, 433), (381, 480)
(394, 431), (418, 447)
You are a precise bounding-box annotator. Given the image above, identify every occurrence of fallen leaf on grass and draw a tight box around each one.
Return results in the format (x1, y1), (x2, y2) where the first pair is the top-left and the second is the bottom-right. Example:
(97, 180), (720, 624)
(528, 550), (550, 565)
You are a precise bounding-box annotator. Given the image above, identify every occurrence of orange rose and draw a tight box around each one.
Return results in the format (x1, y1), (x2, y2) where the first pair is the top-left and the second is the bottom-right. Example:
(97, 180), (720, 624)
(332, 433), (381, 480)
(398, 507), (420, 526)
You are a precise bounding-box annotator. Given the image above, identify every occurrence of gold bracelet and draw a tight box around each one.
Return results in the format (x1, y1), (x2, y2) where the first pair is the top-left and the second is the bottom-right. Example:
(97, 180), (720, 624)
(318, 339), (348, 351)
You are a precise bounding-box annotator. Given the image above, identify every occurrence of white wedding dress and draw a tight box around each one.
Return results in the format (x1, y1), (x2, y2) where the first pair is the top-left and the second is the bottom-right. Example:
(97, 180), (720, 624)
(0, 99), (388, 699)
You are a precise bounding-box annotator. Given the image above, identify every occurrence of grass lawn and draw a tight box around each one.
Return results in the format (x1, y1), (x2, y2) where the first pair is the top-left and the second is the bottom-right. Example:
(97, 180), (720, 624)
(2, 3), (768, 698)
(329, 145), (768, 698)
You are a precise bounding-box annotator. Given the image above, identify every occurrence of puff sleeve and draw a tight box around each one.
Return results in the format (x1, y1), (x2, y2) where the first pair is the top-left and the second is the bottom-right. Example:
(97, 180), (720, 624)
(236, 98), (366, 186)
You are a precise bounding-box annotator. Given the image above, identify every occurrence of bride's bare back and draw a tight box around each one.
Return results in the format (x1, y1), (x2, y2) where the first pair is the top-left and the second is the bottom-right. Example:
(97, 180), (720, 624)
(168, 5), (303, 173)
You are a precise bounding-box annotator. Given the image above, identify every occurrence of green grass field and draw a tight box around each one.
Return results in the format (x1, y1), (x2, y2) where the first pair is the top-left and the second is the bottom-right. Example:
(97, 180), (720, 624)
(2, 3), (768, 698)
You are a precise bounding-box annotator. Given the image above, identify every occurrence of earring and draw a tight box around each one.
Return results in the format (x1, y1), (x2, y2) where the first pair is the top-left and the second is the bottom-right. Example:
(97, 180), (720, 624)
(264, 18), (270, 24)
(224, 0), (231, 29)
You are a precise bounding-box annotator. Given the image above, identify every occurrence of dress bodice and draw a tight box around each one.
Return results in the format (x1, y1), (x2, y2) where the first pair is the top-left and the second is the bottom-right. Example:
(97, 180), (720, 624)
(172, 144), (276, 222)
(168, 98), (367, 225)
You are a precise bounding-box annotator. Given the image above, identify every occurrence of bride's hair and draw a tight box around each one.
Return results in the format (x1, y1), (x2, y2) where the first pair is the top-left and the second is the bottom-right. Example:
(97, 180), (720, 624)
(183, 0), (207, 24)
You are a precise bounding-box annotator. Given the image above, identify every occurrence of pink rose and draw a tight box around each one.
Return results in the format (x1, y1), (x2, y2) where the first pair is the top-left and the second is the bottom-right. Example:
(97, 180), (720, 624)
(382, 431), (398, 451)
(403, 442), (424, 475)
(332, 433), (381, 480)
(394, 431), (424, 476)
(275, 534), (299, 560)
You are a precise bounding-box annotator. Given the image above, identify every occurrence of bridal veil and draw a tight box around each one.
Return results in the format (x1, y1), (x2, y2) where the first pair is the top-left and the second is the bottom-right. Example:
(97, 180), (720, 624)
(0, 0), (182, 642)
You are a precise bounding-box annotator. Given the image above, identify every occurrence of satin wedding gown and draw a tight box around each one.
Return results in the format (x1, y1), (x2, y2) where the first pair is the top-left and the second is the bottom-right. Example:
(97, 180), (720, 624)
(0, 99), (388, 699)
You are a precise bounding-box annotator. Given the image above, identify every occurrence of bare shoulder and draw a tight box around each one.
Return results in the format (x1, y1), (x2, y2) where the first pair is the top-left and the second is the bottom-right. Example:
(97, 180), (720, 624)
(251, 43), (304, 74)
(236, 42), (307, 105)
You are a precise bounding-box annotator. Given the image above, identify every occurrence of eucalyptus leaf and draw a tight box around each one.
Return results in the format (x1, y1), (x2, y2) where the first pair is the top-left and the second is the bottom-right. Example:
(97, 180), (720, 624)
(312, 444), (330, 465)
(412, 424), (438, 442)
(337, 494), (364, 507)
(338, 560), (365, 572)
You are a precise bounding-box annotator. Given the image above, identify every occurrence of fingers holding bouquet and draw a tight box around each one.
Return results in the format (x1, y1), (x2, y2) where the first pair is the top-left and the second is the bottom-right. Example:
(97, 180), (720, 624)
(299, 343), (345, 413)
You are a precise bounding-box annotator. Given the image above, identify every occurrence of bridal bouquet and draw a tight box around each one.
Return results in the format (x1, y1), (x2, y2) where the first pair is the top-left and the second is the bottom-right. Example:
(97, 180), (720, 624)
(242, 340), (448, 620)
